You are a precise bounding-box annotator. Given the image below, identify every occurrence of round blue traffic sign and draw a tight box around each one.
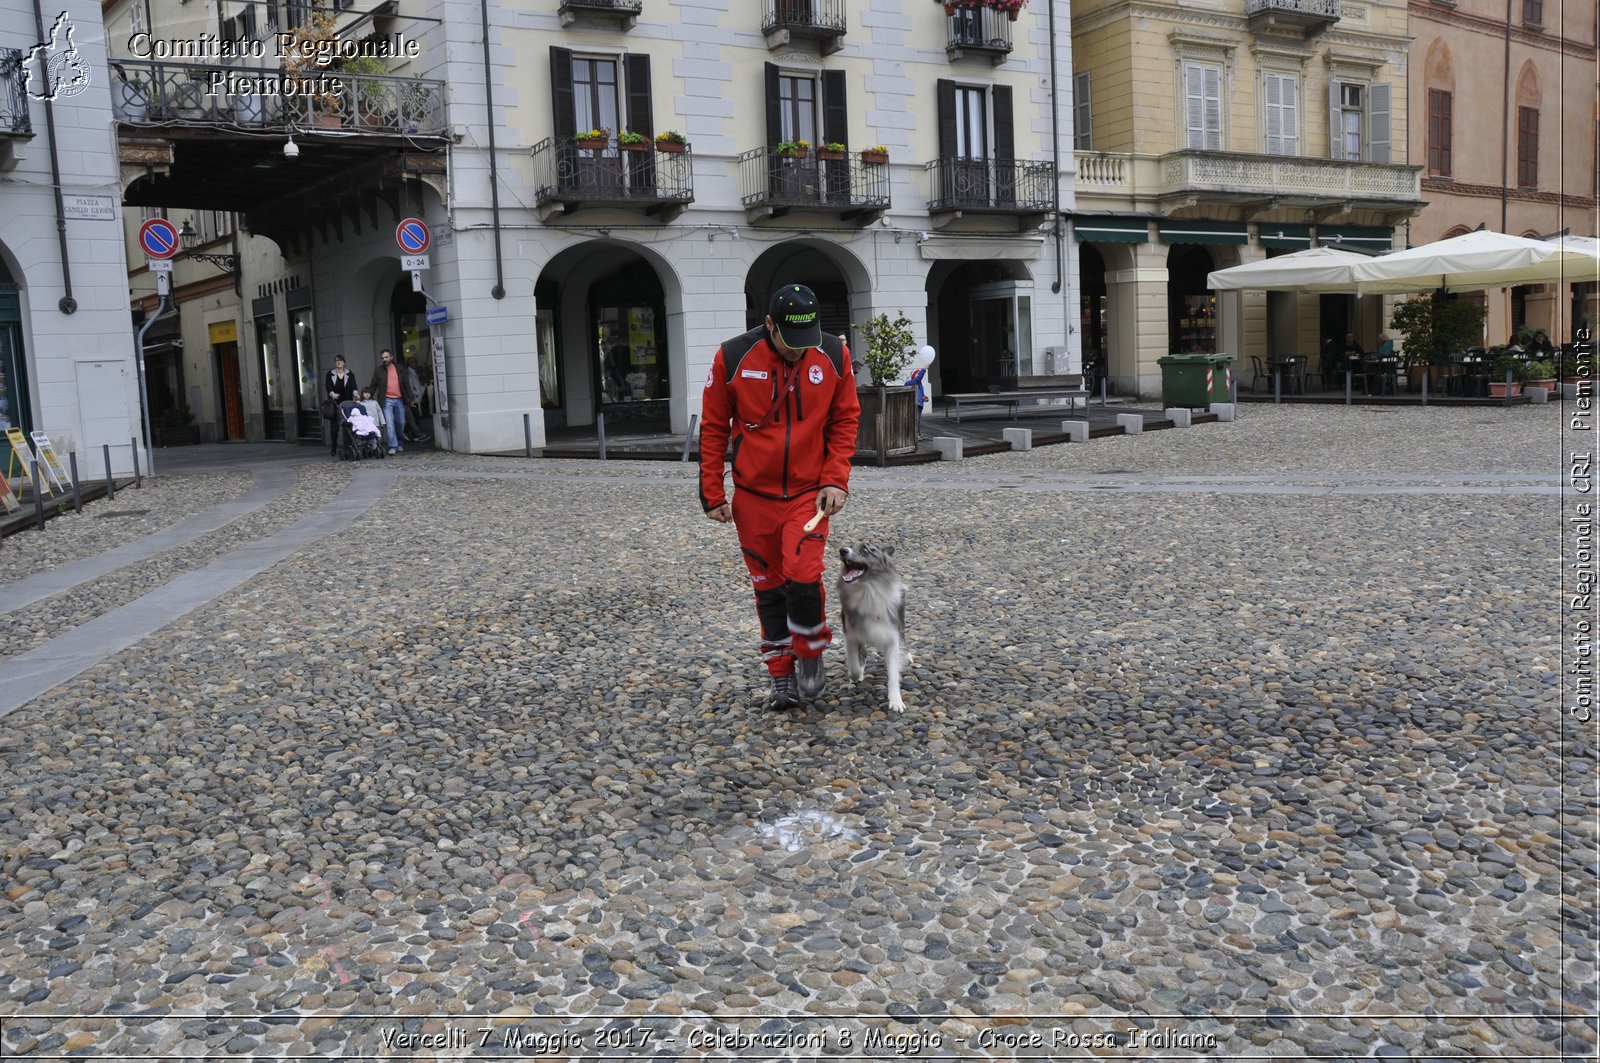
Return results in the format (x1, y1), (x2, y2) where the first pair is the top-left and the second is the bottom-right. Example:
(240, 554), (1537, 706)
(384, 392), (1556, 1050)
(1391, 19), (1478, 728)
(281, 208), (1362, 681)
(396, 218), (430, 255)
(139, 218), (180, 260)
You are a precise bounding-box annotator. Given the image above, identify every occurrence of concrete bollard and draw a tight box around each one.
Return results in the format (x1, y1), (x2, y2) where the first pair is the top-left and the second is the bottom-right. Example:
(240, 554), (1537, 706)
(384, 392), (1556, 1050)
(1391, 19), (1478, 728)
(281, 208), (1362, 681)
(1524, 385), (1550, 404)
(1062, 420), (1090, 443)
(680, 413), (699, 462)
(929, 436), (964, 460)
(1116, 413), (1143, 435)
(1209, 402), (1237, 422)
(524, 413), (534, 458)
(1002, 427), (1033, 451)
(1164, 408), (1192, 428)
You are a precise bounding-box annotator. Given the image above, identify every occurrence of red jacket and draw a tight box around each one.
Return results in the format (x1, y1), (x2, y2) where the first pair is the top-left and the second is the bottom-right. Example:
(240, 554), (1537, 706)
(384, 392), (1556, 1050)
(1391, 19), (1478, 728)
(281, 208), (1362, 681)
(699, 326), (860, 510)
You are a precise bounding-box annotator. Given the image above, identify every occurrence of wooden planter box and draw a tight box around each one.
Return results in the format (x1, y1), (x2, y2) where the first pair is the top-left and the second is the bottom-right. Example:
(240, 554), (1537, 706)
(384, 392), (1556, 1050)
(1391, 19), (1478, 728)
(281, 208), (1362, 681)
(859, 151), (888, 165)
(855, 386), (918, 458)
(1488, 382), (1522, 398)
(656, 140), (686, 153)
(577, 138), (609, 150)
(619, 140), (648, 152)
(816, 149), (846, 161)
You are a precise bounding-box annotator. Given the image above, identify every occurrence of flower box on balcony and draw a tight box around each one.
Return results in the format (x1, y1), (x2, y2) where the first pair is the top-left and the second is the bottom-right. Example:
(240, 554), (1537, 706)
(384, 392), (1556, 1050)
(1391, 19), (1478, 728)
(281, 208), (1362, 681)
(656, 141), (685, 154)
(578, 136), (609, 150)
(860, 150), (889, 165)
(816, 148), (846, 161)
(619, 141), (648, 153)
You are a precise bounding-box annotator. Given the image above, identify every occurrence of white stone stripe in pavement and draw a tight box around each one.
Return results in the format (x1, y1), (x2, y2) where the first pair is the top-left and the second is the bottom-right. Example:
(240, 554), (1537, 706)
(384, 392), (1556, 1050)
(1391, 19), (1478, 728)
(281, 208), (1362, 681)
(384, 467), (1561, 496)
(0, 469), (398, 720)
(0, 466), (297, 618)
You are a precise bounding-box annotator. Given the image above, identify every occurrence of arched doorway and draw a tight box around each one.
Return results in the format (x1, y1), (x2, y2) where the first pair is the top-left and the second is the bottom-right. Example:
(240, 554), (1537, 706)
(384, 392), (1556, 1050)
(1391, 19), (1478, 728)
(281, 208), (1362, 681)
(743, 241), (863, 339)
(928, 260), (1035, 393)
(1167, 245), (1217, 353)
(535, 242), (677, 432)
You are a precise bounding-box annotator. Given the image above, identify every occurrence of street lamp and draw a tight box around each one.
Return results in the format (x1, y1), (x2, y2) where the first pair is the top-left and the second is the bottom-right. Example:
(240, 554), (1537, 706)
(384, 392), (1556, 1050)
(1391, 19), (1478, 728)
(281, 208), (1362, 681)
(179, 218), (239, 273)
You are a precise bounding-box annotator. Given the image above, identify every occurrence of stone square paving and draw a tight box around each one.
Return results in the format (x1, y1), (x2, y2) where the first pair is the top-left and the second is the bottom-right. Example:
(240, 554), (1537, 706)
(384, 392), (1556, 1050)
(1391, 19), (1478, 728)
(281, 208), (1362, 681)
(0, 404), (1594, 1060)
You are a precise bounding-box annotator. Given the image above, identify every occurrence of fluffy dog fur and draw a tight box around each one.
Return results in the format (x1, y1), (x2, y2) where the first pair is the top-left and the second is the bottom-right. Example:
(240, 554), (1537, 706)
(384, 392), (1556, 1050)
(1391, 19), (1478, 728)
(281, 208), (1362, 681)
(837, 544), (913, 712)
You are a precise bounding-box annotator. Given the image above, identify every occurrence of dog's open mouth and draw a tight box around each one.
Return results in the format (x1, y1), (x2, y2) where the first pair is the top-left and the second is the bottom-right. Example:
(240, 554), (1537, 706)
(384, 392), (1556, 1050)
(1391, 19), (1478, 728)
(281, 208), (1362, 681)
(841, 560), (868, 583)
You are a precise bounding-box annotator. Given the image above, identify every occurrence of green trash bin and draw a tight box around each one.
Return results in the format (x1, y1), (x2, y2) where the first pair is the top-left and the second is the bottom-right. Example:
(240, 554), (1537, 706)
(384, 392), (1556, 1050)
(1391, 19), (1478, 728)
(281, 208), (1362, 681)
(1158, 353), (1233, 407)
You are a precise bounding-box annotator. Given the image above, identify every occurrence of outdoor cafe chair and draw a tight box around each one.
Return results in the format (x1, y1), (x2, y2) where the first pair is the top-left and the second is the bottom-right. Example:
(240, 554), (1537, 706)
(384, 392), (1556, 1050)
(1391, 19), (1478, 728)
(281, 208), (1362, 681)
(1249, 355), (1270, 394)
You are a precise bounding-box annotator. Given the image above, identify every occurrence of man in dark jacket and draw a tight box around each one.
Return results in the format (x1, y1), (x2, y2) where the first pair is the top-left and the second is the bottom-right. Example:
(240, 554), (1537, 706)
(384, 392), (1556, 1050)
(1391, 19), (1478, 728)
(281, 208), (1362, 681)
(699, 284), (861, 710)
(367, 348), (414, 454)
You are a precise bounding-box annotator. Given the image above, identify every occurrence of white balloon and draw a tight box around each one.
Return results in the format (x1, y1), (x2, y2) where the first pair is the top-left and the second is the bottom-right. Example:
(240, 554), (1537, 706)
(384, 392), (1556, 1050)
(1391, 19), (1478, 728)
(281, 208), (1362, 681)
(911, 345), (936, 370)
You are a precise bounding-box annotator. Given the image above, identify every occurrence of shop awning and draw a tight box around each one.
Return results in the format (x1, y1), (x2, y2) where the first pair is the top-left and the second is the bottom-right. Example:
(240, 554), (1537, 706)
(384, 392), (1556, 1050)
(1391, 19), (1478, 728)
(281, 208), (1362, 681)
(1159, 220), (1250, 246)
(1317, 225), (1394, 251)
(1072, 217), (1150, 244)
(1257, 223), (1312, 250)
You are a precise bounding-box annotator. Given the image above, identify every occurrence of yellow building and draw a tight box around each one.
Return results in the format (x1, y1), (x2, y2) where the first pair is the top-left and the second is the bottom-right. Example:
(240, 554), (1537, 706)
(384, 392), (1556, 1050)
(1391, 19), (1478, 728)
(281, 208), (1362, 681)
(1071, 0), (1422, 396)
(1408, 0), (1598, 345)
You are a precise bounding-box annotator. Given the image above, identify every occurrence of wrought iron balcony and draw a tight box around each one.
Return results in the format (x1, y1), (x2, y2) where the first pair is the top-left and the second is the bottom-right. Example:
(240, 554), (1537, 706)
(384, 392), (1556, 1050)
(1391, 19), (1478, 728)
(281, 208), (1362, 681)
(0, 48), (32, 138)
(763, 0), (847, 55)
(558, 0), (642, 30)
(110, 60), (447, 137)
(1244, 0), (1340, 37)
(739, 147), (889, 224)
(946, 7), (1013, 64)
(532, 136), (694, 220)
(926, 156), (1054, 222)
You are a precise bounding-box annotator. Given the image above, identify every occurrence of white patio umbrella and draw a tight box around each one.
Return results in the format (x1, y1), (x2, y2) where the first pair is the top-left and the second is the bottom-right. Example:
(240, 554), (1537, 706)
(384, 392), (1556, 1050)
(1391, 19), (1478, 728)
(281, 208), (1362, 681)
(1206, 246), (1369, 292)
(1350, 229), (1600, 294)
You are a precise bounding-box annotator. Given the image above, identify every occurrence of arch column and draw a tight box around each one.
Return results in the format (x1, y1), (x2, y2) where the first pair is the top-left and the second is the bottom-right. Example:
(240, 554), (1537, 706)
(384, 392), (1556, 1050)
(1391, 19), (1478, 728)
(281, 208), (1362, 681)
(1105, 241), (1172, 399)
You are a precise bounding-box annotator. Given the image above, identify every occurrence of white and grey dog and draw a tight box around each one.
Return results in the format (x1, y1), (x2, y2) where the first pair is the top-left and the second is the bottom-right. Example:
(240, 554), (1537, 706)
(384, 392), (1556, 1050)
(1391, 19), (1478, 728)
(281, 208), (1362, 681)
(837, 543), (914, 712)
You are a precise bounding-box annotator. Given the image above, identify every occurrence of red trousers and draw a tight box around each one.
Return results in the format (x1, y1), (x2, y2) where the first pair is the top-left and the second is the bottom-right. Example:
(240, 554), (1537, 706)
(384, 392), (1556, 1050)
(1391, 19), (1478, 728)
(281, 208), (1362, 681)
(731, 490), (833, 676)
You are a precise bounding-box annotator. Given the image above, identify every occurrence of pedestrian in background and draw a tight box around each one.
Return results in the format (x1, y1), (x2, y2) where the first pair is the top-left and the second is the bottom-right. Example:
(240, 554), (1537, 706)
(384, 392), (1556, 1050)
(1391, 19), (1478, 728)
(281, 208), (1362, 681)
(367, 348), (414, 455)
(323, 355), (359, 456)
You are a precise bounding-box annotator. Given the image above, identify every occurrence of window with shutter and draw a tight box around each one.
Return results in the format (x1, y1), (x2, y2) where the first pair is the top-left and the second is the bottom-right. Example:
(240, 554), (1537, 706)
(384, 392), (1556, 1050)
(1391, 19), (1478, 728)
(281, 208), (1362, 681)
(1428, 89), (1452, 175)
(1264, 74), (1296, 156)
(1518, 106), (1538, 187)
(1331, 81), (1366, 161)
(1366, 83), (1390, 163)
(1522, 0), (1542, 24)
(1073, 72), (1092, 150)
(955, 86), (987, 157)
(1184, 63), (1222, 150)
(778, 73), (818, 144)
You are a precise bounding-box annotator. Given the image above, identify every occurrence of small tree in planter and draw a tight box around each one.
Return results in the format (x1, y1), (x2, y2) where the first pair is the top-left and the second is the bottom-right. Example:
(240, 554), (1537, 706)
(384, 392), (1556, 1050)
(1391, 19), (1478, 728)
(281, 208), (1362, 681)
(1390, 295), (1485, 390)
(856, 310), (919, 461)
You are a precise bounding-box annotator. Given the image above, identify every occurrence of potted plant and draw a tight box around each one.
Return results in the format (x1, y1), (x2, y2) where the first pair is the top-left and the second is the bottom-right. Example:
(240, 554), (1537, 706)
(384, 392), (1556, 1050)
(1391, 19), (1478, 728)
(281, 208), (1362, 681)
(855, 310), (920, 460)
(1524, 359), (1556, 392)
(654, 130), (688, 153)
(776, 138), (810, 159)
(990, 0), (1027, 19)
(154, 403), (201, 447)
(113, 69), (150, 122)
(1490, 352), (1529, 397)
(859, 145), (889, 165)
(617, 130), (649, 152)
(577, 127), (610, 149)
(1390, 295), (1485, 391)
(283, 10), (348, 127)
(817, 141), (847, 161)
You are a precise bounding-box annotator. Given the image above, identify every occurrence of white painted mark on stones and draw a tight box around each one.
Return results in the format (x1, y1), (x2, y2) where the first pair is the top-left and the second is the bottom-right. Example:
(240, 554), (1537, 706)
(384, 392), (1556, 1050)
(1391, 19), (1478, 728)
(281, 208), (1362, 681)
(756, 809), (861, 853)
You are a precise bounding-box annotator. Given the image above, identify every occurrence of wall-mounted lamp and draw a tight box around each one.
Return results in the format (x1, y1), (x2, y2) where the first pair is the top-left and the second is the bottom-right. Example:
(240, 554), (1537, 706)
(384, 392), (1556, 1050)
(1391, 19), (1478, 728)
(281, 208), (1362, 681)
(179, 217), (239, 273)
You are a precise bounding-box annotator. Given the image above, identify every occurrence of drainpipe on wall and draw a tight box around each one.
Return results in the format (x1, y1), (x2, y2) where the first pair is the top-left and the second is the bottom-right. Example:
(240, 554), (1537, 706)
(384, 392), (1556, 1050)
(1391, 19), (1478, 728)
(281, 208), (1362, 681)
(32, 0), (75, 313)
(479, 0), (506, 300)
(1049, 0), (1063, 297)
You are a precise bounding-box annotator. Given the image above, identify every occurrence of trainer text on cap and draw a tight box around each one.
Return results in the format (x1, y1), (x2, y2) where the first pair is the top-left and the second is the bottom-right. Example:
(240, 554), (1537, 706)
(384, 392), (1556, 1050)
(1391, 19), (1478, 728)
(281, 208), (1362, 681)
(768, 284), (824, 350)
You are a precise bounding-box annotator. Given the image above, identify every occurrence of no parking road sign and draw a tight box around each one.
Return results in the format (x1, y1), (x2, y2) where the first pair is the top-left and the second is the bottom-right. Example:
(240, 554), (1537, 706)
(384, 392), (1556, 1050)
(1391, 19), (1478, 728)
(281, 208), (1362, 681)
(138, 218), (180, 260)
(396, 218), (430, 255)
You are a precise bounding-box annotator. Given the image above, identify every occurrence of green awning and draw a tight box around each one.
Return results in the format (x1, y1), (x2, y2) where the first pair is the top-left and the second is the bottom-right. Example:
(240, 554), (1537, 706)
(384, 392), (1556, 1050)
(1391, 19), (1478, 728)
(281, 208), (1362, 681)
(1073, 217), (1150, 244)
(1159, 220), (1250, 246)
(1317, 225), (1394, 251)
(1258, 223), (1311, 250)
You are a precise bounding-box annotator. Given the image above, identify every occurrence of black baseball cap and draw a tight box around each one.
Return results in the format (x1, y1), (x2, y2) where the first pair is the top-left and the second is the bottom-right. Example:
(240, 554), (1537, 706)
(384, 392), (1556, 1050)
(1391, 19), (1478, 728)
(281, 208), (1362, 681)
(768, 284), (823, 350)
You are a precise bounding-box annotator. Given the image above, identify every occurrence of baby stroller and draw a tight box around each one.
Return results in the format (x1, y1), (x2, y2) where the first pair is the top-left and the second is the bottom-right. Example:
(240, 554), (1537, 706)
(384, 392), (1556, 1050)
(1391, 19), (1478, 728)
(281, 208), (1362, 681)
(336, 400), (386, 461)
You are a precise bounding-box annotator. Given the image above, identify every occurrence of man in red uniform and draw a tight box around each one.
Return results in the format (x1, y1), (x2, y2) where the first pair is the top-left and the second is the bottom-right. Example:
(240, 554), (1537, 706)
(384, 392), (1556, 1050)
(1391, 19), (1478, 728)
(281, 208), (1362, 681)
(700, 284), (861, 709)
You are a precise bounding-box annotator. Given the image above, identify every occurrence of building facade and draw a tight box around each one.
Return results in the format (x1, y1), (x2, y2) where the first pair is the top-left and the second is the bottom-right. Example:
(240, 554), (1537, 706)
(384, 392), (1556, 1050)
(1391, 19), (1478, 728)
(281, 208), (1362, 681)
(2, 0), (144, 479)
(1071, 0), (1423, 395)
(105, 0), (1079, 454)
(1408, 0), (1598, 343)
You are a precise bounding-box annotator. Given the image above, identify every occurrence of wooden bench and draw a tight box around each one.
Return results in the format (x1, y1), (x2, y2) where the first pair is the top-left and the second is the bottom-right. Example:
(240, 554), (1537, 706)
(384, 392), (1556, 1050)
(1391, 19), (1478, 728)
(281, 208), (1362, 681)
(942, 377), (1090, 423)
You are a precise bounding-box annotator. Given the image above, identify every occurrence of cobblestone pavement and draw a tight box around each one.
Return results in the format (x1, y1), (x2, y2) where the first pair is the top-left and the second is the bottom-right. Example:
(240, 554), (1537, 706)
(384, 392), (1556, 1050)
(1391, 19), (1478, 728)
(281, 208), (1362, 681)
(0, 404), (1593, 1061)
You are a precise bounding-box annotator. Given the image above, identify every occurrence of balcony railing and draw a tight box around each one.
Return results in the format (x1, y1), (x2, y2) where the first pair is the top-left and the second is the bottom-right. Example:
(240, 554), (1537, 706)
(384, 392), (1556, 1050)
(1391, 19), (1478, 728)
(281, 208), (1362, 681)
(1244, 0), (1340, 36)
(739, 147), (889, 221)
(1073, 150), (1422, 207)
(558, 0), (642, 29)
(763, 0), (847, 53)
(111, 60), (447, 137)
(925, 156), (1054, 215)
(946, 7), (1013, 62)
(532, 136), (694, 218)
(0, 48), (32, 137)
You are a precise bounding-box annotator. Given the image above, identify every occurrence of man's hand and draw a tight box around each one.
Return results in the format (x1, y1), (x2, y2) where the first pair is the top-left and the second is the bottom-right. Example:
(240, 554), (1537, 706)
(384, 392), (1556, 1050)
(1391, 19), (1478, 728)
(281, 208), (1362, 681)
(705, 503), (733, 523)
(816, 486), (847, 517)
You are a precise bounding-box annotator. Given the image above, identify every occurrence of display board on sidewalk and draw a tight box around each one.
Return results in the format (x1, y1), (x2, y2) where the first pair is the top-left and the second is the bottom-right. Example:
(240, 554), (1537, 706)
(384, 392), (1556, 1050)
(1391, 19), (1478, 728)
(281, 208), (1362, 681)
(29, 431), (70, 493)
(0, 471), (18, 513)
(5, 428), (36, 489)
